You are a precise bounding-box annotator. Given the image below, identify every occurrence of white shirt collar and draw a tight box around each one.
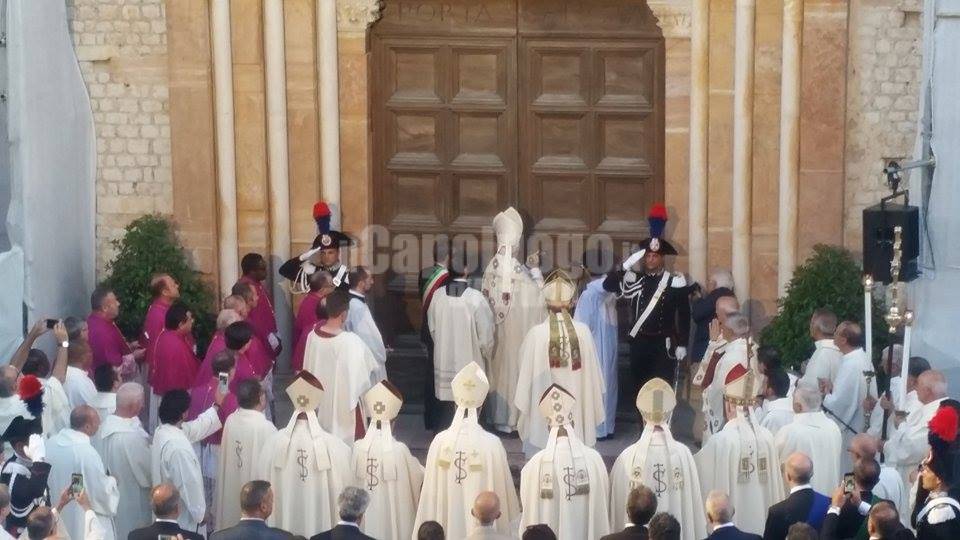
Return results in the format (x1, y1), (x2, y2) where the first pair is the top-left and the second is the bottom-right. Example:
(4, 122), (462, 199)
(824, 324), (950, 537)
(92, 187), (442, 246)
(815, 339), (839, 350)
(155, 519), (179, 524)
(350, 290), (366, 299)
(842, 348), (866, 360)
(713, 522), (736, 530)
(790, 484), (813, 494)
(240, 517), (265, 522)
(336, 521), (361, 529)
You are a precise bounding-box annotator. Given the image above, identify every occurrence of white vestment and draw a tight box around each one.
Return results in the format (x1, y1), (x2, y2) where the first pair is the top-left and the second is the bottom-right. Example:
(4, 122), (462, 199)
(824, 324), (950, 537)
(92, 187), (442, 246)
(351, 422), (424, 540)
(573, 278), (619, 438)
(303, 330), (380, 445)
(41, 377), (71, 438)
(695, 414), (785, 534)
(823, 348), (878, 472)
(774, 411), (843, 495)
(885, 397), (946, 489)
(256, 413), (353, 537)
(90, 392), (117, 454)
(701, 338), (755, 441)
(98, 415), (152, 540)
(427, 285), (495, 401)
(215, 408), (277, 529)
(515, 315), (605, 452)
(867, 383), (921, 439)
(413, 409), (520, 540)
(151, 408), (222, 535)
(346, 295), (388, 374)
(610, 427), (707, 540)
(519, 430), (610, 539)
(759, 397), (795, 436)
(64, 366), (97, 409)
(482, 262), (546, 432)
(876, 465), (909, 526)
(46, 429), (120, 540)
(799, 339), (842, 387)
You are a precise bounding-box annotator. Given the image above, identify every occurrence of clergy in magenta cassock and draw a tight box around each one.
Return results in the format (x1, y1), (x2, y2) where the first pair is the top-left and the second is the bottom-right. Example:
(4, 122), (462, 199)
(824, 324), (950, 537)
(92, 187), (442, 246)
(573, 266), (619, 439)
(481, 207), (547, 433)
(193, 309), (241, 386)
(194, 322), (263, 393)
(292, 271), (334, 372)
(140, 274), (179, 370)
(610, 379), (707, 540)
(352, 381), (424, 540)
(238, 253), (281, 357)
(519, 384), (610, 539)
(515, 270), (604, 454)
(87, 286), (138, 377)
(256, 372), (352, 537)
(695, 365), (784, 535)
(302, 290), (380, 445)
(215, 378), (277, 529)
(774, 383), (843, 496)
(148, 303), (199, 431)
(413, 362), (520, 540)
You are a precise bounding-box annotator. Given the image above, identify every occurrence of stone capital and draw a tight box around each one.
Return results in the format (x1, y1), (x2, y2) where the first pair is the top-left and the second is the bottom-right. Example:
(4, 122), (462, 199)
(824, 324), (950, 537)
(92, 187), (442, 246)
(647, 0), (692, 39)
(337, 0), (383, 35)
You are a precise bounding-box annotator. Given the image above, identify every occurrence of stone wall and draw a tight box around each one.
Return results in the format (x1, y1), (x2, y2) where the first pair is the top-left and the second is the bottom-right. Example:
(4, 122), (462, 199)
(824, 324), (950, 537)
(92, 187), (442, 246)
(66, 0), (172, 277)
(844, 0), (923, 253)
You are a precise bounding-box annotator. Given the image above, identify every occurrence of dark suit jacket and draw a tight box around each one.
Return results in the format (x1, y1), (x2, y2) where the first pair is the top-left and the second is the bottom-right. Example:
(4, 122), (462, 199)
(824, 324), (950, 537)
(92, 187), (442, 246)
(128, 520), (204, 540)
(819, 491), (876, 540)
(705, 525), (763, 540)
(600, 524), (649, 540)
(210, 519), (293, 540)
(763, 488), (830, 540)
(310, 523), (375, 540)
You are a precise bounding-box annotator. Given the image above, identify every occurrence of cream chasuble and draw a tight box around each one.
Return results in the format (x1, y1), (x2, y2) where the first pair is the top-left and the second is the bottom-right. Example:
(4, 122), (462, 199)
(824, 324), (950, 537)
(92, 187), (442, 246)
(215, 407), (277, 528)
(98, 415), (152, 540)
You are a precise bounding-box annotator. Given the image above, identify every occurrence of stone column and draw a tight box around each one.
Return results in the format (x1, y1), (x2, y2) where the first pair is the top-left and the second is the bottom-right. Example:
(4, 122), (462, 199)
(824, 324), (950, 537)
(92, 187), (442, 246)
(688, 0), (709, 285)
(264, 0), (293, 364)
(211, 0), (239, 294)
(318, 0), (342, 228)
(777, 0), (804, 296)
(732, 0), (756, 306)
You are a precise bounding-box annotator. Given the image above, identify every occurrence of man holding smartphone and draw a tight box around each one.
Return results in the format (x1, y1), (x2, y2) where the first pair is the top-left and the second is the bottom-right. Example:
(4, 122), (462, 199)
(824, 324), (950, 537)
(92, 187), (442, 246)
(820, 458), (882, 540)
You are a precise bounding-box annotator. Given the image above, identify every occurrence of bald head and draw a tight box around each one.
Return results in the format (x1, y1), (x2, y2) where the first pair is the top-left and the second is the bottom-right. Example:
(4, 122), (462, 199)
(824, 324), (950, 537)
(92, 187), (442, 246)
(151, 483), (181, 519)
(472, 491), (501, 526)
(69, 405), (100, 436)
(849, 434), (881, 464)
(705, 490), (733, 525)
(917, 370), (948, 404)
(785, 453), (814, 486)
(116, 382), (145, 418)
(715, 296), (740, 324)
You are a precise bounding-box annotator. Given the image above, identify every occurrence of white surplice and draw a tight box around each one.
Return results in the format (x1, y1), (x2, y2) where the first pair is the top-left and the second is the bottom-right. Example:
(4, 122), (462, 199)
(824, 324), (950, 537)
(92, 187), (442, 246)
(867, 381), (921, 440)
(875, 465), (910, 526)
(351, 421), (424, 540)
(519, 429), (610, 539)
(98, 414), (152, 540)
(823, 348), (879, 472)
(46, 429), (120, 540)
(799, 339), (843, 388)
(610, 426), (707, 540)
(515, 314), (605, 452)
(302, 330), (380, 445)
(151, 407), (222, 535)
(573, 278), (619, 438)
(63, 365), (97, 409)
(413, 409), (520, 540)
(695, 414), (785, 535)
(41, 376), (71, 438)
(215, 408), (277, 529)
(90, 392), (117, 454)
(255, 413), (353, 537)
(427, 285), (495, 401)
(885, 397), (946, 489)
(759, 397), (795, 436)
(346, 294), (388, 376)
(774, 411), (843, 496)
(701, 338), (755, 442)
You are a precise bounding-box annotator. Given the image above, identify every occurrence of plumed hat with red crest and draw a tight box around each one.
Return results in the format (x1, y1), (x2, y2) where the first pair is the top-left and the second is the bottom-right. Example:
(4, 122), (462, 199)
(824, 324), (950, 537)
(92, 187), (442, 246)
(310, 201), (353, 249)
(927, 399), (960, 486)
(637, 204), (678, 255)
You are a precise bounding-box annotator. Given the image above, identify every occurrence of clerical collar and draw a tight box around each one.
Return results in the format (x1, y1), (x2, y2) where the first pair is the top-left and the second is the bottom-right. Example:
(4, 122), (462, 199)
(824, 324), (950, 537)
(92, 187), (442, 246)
(155, 519), (179, 524)
(336, 521), (360, 529)
(790, 484), (813, 494)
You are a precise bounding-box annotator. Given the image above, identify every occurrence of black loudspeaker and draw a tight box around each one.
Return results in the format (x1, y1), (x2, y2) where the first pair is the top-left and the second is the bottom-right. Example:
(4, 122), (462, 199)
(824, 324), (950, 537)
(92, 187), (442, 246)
(862, 203), (919, 283)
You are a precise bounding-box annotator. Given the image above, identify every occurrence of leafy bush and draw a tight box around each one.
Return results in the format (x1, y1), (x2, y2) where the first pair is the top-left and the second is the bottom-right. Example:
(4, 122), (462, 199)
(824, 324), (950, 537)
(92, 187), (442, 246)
(760, 244), (890, 371)
(103, 215), (217, 355)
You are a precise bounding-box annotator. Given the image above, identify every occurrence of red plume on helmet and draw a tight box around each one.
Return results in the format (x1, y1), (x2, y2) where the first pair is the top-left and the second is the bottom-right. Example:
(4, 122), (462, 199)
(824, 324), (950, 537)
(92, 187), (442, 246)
(17, 375), (44, 418)
(648, 203), (668, 239)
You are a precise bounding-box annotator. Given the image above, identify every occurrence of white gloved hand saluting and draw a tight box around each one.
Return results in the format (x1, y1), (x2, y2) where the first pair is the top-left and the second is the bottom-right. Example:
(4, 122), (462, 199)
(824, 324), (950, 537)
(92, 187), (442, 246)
(25, 434), (46, 462)
(622, 249), (646, 271)
(675, 347), (687, 362)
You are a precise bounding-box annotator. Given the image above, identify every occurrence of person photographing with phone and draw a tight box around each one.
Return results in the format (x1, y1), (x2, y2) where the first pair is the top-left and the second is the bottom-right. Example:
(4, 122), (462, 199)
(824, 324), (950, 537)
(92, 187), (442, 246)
(25, 485), (105, 540)
(821, 457), (882, 540)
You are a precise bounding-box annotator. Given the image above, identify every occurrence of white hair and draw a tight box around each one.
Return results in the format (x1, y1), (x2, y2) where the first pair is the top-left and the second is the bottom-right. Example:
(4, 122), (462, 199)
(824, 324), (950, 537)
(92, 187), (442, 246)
(793, 383), (822, 412)
(216, 308), (243, 330)
(705, 490), (733, 523)
(116, 382), (145, 409)
(724, 313), (751, 338)
(709, 268), (734, 290)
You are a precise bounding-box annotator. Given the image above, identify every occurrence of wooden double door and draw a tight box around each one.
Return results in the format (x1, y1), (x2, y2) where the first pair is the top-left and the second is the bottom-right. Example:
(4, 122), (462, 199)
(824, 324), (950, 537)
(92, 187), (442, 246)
(371, 0), (664, 332)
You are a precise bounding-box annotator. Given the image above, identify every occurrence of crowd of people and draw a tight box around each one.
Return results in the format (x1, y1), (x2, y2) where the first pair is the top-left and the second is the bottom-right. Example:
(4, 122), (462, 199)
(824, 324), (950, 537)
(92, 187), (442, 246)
(0, 201), (956, 540)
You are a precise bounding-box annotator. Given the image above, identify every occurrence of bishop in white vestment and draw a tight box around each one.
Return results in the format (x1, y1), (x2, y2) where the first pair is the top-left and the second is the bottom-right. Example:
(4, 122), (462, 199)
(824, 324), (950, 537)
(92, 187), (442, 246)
(515, 270), (604, 453)
(302, 290), (381, 445)
(46, 406), (119, 540)
(215, 380), (277, 529)
(353, 381), (424, 540)
(414, 362), (520, 539)
(481, 207), (546, 432)
(98, 383), (152, 540)
(774, 384), (843, 495)
(695, 366), (784, 535)
(519, 385), (610, 539)
(822, 323), (878, 473)
(256, 372), (352, 537)
(694, 314), (757, 441)
(610, 379), (706, 540)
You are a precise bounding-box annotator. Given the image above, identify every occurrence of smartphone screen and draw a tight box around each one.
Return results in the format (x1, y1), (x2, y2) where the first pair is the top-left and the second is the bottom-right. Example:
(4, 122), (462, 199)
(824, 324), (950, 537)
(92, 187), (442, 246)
(70, 473), (83, 496)
(843, 473), (856, 493)
(218, 372), (229, 395)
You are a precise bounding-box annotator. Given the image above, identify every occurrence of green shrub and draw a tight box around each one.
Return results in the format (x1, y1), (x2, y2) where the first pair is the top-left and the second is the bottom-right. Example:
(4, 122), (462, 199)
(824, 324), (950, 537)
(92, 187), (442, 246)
(103, 215), (217, 355)
(760, 244), (890, 371)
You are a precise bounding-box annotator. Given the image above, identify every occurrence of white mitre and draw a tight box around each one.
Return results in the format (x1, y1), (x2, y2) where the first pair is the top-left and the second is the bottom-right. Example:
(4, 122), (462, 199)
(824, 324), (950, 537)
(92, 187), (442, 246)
(354, 380), (404, 481)
(436, 362), (491, 472)
(626, 378), (678, 487)
(723, 365), (771, 484)
(275, 371), (332, 472)
(536, 384), (590, 499)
